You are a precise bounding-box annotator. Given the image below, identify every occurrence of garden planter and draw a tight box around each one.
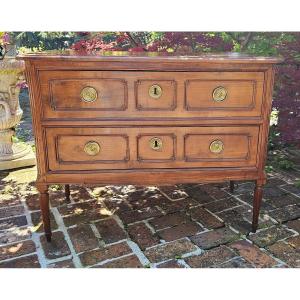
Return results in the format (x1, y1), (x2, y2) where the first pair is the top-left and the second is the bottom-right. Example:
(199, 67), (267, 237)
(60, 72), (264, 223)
(0, 57), (36, 170)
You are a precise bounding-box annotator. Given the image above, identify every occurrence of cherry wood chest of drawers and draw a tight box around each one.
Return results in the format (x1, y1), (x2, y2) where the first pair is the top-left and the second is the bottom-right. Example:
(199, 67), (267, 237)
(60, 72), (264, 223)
(19, 51), (281, 242)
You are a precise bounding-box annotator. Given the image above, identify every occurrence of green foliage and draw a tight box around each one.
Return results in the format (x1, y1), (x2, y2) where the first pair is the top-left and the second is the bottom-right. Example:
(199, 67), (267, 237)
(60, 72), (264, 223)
(265, 165), (274, 173)
(269, 151), (295, 171)
(277, 159), (295, 170)
(268, 125), (282, 151)
(10, 31), (296, 57)
(295, 180), (300, 188)
(11, 32), (77, 50)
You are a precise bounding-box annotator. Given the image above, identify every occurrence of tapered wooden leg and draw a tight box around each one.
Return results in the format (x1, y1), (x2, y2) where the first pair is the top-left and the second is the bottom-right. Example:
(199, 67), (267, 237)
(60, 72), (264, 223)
(252, 181), (263, 233)
(65, 184), (70, 202)
(229, 181), (235, 193)
(37, 184), (51, 242)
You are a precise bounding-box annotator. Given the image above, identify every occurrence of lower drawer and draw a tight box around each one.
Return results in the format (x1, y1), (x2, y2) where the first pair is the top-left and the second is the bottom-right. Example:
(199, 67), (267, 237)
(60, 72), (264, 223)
(45, 126), (259, 171)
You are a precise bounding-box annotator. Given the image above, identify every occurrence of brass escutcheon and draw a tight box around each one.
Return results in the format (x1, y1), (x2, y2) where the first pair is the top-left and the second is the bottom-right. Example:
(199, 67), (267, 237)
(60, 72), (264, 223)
(149, 137), (163, 151)
(84, 141), (101, 156)
(209, 140), (224, 154)
(212, 86), (227, 102)
(149, 84), (162, 99)
(80, 86), (98, 103)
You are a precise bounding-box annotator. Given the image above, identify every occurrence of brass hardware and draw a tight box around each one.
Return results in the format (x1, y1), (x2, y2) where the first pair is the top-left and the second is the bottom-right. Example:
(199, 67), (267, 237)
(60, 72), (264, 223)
(80, 86), (98, 103)
(149, 84), (162, 99)
(84, 141), (100, 156)
(209, 140), (224, 154)
(149, 137), (163, 151)
(212, 86), (227, 102)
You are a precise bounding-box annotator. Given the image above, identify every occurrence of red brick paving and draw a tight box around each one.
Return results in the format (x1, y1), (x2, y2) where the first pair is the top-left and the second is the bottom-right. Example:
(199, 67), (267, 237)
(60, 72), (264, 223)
(0, 215), (27, 230)
(95, 218), (127, 244)
(0, 254), (40, 268)
(157, 259), (185, 268)
(68, 224), (99, 253)
(127, 222), (159, 250)
(96, 254), (143, 268)
(248, 226), (295, 247)
(0, 172), (299, 268)
(0, 205), (24, 219)
(286, 219), (300, 232)
(79, 241), (132, 267)
(229, 240), (278, 268)
(190, 227), (240, 250)
(188, 206), (224, 229)
(149, 212), (189, 230)
(267, 241), (300, 267)
(144, 239), (198, 263)
(40, 231), (71, 259)
(186, 245), (236, 268)
(158, 221), (203, 242)
(0, 240), (36, 261)
(47, 259), (75, 268)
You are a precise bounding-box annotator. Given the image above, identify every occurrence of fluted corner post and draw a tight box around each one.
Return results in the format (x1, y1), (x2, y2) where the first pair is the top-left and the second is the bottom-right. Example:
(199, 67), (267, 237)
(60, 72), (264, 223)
(36, 182), (51, 242)
(252, 179), (265, 233)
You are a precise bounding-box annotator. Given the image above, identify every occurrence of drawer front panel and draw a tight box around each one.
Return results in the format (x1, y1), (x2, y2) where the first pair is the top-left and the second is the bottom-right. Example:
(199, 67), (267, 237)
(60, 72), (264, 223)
(46, 128), (130, 171)
(39, 71), (264, 119)
(45, 126), (259, 172)
(56, 135), (129, 163)
(137, 134), (176, 162)
(50, 78), (127, 111)
(185, 80), (255, 111)
(184, 133), (250, 161)
(135, 80), (176, 111)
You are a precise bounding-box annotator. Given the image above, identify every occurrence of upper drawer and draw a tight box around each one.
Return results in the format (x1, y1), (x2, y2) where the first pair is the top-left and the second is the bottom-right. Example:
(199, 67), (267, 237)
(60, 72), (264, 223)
(39, 71), (265, 120)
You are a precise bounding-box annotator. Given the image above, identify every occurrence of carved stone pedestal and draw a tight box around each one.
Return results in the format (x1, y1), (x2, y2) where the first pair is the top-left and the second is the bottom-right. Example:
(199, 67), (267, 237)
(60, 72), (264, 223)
(0, 58), (36, 170)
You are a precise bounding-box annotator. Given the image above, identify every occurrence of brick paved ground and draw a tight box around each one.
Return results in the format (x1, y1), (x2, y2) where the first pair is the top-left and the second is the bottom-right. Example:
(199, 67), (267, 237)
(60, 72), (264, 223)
(0, 166), (299, 268)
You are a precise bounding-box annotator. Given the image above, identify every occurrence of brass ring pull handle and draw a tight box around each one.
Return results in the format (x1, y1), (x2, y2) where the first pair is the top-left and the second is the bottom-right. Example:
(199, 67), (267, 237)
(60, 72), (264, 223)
(149, 84), (162, 99)
(80, 86), (98, 103)
(84, 141), (101, 156)
(149, 137), (163, 151)
(212, 86), (227, 102)
(209, 140), (224, 154)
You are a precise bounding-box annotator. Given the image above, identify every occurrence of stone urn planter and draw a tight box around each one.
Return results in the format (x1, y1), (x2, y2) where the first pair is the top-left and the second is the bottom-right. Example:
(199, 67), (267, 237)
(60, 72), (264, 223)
(0, 57), (36, 170)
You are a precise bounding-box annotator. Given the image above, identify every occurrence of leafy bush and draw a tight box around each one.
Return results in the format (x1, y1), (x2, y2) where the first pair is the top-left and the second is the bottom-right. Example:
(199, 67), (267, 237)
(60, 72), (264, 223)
(10, 32), (78, 51)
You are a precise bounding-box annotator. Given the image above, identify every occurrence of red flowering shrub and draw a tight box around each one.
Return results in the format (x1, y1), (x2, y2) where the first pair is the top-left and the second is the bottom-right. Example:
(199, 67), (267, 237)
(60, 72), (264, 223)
(273, 33), (300, 147)
(71, 32), (234, 53)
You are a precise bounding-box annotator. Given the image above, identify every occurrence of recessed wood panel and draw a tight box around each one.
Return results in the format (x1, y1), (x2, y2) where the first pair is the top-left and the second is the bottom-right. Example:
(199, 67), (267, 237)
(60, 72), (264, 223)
(46, 128), (129, 171)
(137, 134), (176, 162)
(135, 80), (176, 110)
(185, 80), (255, 110)
(57, 135), (129, 163)
(50, 78), (127, 111)
(183, 127), (259, 167)
(184, 134), (250, 161)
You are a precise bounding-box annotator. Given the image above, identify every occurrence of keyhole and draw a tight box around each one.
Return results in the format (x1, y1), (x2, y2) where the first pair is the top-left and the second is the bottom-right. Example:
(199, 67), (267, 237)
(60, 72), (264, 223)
(150, 137), (162, 151)
(149, 84), (162, 99)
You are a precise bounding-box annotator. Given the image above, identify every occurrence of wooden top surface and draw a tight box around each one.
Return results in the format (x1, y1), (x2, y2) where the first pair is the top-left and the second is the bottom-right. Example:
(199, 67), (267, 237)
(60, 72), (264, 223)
(17, 50), (283, 64)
